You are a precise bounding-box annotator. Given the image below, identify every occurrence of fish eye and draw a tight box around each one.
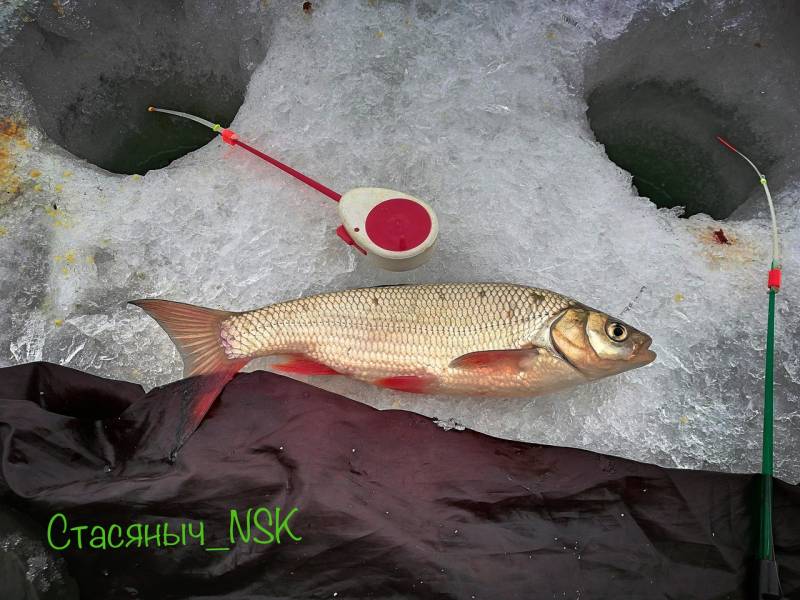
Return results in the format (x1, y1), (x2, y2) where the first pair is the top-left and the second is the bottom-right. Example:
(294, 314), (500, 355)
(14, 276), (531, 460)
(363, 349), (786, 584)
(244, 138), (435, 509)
(605, 322), (628, 342)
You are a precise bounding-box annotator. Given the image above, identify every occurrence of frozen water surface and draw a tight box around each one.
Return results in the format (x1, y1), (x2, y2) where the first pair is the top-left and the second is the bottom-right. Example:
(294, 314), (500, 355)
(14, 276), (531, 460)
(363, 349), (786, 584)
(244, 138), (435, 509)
(1, 1), (798, 480)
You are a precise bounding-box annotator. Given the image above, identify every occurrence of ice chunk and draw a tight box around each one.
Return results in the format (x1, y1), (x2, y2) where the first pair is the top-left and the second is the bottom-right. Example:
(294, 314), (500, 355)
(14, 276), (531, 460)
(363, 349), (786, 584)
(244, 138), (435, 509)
(0, 507), (76, 596)
(0, 0), (798, 483)
(434, 417), (466, 432)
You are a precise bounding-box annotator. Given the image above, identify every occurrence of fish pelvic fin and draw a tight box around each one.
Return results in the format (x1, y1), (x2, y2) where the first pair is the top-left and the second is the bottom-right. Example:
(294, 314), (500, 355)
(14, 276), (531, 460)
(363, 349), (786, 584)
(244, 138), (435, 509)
(375, 375), (436, 394)
(129, 299), (248, 454)
(273, 355), (340, 376)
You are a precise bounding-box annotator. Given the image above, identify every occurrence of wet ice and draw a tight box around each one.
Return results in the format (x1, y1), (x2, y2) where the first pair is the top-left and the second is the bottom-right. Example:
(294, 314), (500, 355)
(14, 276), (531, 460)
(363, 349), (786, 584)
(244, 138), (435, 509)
(0, 1), (798, 481)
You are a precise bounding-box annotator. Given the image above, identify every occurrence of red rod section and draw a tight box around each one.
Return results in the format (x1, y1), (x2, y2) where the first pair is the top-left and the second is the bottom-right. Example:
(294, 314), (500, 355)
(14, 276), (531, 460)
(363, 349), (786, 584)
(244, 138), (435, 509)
(232, 139), (342, 202)
(716, 135), (738, 153)
(768, 268), (782, 290)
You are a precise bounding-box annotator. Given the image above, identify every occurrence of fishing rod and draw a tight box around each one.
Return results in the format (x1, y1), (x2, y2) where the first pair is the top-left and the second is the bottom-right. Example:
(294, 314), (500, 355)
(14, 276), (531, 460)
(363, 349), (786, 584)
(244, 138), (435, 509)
(148, 106), (439, 272)
(717, 135), (783, 600)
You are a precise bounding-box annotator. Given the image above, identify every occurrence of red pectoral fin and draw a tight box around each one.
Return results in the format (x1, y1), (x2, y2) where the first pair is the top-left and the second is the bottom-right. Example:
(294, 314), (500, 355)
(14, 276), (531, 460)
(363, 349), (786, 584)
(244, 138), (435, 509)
(449, 349), (541, 372)
(374, 375), (436, 394)
(273, 355), (340, 376)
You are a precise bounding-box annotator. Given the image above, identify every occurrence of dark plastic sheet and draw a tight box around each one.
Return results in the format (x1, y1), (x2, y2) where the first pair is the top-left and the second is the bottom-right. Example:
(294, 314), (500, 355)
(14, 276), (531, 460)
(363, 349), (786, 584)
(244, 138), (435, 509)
(0, 362), (798, 599)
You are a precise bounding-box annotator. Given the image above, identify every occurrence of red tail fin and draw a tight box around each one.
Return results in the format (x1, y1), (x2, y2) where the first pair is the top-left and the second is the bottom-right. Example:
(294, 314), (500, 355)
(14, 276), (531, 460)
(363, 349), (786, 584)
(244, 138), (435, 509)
(129, 299), (248, 453)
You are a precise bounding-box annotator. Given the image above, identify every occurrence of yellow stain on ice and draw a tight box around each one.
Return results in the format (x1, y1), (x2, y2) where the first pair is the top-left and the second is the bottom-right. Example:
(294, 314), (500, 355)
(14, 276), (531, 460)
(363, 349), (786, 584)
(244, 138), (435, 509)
(30, 169), (41, 178)
(374, 30), (384, 39)
(86, 255), (95, 265)
(674, 293), (684, 303)
(546, 31), (556, 40)
(0, 225), (7, 237)
(131, 174), (141, 181)
(62, 170), (72, 178)
(679, 416), (689, 425)
(56, 250), (78, 272)
(54, 319), (64, 327)
(45, 205), (74, 228)
(54, 183), (64, 193)
(33, 183), (42, 192)
(1, 117), (30, 202)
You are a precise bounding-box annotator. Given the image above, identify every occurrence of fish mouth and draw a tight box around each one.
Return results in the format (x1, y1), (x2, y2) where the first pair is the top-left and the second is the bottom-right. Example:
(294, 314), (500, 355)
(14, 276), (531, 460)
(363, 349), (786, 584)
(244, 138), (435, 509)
(634, 338), (657, 365)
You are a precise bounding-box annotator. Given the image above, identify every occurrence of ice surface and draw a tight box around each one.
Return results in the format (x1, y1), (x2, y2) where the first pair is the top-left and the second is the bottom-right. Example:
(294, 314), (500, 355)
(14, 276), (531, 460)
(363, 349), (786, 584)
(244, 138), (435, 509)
(0, 507), (75, 596)
(1, 1), (799, 480)
(1, 0), (269, 174)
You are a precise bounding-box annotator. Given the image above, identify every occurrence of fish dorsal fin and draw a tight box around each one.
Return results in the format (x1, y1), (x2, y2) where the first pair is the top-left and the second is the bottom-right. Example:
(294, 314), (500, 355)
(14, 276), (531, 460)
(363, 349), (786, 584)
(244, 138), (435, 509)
(449, 348), (542, 372)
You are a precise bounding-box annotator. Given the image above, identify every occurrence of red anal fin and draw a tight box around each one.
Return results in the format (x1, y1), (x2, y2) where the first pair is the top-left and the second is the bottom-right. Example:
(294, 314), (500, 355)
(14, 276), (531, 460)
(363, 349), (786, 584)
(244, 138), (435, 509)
(273, 355), (339, 376)
(375, 375), (435, 394)
(449, 349), (541, 373)
(181, 359), (248, 446)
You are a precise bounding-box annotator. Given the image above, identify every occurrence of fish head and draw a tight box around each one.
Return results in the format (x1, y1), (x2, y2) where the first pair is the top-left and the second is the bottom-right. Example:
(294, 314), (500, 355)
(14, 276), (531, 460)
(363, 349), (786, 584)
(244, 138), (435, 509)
(549, 307), (656, 379)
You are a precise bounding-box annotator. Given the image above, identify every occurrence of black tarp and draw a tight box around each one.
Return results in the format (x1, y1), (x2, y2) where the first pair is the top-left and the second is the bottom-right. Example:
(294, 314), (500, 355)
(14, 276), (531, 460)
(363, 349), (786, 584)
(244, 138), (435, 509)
(0, 362), (798, 599)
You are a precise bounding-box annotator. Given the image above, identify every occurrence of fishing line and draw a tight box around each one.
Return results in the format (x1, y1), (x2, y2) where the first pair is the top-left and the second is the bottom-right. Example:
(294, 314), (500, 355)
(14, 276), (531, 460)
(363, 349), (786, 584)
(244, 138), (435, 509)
(619, 285), (647, 317)
(717, 135), (783, 599)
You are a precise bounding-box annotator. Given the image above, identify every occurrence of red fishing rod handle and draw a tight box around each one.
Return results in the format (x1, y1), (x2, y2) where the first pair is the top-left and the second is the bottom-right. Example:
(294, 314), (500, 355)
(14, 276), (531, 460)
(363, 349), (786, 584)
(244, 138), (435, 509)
(221, 129), (342, 202)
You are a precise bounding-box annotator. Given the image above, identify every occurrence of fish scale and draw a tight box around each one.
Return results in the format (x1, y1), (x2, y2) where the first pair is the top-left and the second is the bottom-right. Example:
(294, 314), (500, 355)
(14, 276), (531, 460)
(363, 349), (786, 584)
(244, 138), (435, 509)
(131, 282), (654, 451)
(220, 283), (576, 394)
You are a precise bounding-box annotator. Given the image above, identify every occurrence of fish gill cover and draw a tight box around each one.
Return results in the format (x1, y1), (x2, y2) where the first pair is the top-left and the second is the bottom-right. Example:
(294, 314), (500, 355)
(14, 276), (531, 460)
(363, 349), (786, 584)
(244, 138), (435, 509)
(0, 0), (798, 487)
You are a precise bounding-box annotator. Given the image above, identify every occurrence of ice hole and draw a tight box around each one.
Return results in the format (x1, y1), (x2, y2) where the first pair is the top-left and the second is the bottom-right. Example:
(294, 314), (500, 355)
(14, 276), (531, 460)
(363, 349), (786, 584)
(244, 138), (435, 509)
(587, 80), (765, 220)
(1, 1), (268, 175)
(581, 1), (800, 221)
